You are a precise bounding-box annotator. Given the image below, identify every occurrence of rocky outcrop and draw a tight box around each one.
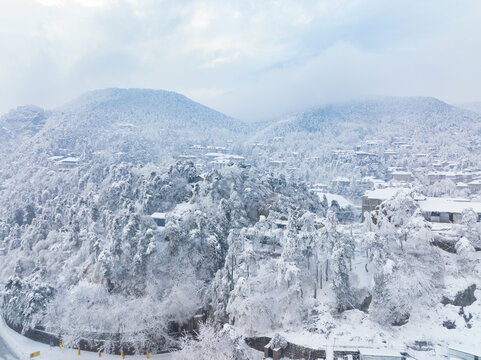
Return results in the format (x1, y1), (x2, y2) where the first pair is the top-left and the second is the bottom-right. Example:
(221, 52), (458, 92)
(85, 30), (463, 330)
(441, 284), (477, 307)
(391, 313), (410, 326)
(431, 238), (457, 253)
(442, 320), (456, 329)
(359, 294), (372, 313)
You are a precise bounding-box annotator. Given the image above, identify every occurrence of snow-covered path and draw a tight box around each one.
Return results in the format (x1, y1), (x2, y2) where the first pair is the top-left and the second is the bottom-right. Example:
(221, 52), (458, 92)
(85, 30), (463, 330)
(0, 332), (18, 360)
(0, 319), (174, 360)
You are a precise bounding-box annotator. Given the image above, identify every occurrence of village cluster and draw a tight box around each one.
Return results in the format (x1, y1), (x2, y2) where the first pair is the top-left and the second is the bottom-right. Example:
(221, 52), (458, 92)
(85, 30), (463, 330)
(47, 135), (481, 234)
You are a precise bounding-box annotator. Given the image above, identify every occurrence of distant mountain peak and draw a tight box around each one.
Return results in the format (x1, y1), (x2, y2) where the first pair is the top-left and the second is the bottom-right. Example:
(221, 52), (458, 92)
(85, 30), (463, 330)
(61, 88), (191, 110)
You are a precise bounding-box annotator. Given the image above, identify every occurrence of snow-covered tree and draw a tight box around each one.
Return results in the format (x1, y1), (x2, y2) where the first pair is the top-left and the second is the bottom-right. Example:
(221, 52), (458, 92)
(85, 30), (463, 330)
(366, 191), (442, 325)
(172, 322), (253, 360)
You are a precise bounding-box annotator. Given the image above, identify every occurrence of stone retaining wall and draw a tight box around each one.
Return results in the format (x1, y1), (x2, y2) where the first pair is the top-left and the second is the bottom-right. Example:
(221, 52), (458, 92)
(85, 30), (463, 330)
(245, 336), (327, 359)
(3, 316), (207, 355)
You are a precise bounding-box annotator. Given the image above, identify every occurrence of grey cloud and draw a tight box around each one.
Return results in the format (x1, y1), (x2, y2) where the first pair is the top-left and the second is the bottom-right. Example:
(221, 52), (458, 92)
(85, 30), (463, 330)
(0, 0), (480, 121)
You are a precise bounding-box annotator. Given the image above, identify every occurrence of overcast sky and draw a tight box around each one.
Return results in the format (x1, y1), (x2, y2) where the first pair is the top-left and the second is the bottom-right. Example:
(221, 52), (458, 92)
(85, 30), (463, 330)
(1, 0), (481, 121)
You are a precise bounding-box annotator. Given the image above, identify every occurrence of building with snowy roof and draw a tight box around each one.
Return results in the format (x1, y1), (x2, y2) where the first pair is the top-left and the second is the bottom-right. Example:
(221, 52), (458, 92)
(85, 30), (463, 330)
(56, 157), (80, 170)
(361, 188), (402, 221)
(468, 179), (481, 193)
(383, 149), (398, 158)
(331, 176), (351, 186)
(391, 171), (412, 183)
(362, 189), (481, 224)
(270, 160), (287, 168)
(448, 344), (480, 360)
(151, 212), (166, 227)
(310, 183), (329, 192)
(418, 197), (481, 224)
(355, 151), (378, 159)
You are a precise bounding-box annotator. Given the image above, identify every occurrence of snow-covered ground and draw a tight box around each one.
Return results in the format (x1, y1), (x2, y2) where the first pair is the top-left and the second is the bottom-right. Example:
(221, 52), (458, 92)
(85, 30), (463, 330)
(0, 319), (173, 360)
(276, 250), (481, 360)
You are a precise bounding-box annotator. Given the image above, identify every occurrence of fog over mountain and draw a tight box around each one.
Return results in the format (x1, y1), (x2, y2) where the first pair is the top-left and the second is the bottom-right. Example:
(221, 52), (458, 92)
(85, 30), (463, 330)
(457, 102), (481, 116)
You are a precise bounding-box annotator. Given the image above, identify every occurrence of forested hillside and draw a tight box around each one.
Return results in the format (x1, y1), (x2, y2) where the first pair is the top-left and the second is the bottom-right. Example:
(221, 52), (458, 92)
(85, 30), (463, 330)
(0, 89), (480, 358)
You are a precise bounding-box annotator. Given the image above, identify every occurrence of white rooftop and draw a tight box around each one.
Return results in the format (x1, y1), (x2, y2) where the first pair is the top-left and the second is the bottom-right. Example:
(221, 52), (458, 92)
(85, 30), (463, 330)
(449, 344), (481, 356)
(364, 188), (402, 201)
(358, 348), (402, 357)
(151, 212), (166, 219)
(312, 183), (328, 187)
(418, 197), (481, 214)
(317, 193), (354, 208)
(223, 154), (244, 160)
(355, 151), (376, 156)
(428, 171), (471, 177)
(205, 152), (227, 158)
(58, 157), (80, 163)
(391, 171), (412, 176)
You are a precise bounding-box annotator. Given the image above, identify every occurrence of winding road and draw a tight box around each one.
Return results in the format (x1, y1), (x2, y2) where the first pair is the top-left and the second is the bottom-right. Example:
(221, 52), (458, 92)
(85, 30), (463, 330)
(0, 333), (18, 360)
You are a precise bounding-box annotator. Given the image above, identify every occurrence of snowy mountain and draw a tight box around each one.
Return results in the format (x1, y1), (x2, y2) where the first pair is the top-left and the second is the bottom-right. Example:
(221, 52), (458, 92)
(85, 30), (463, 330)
(0, 105), (49, 149)
(1, 88), (248, 168)
(254, 96), (481, 143)
(0, 90), (480, 358)
(243, 97), (481, 187)
(0, 105), (48, 136)
(57, 88), (244, 135)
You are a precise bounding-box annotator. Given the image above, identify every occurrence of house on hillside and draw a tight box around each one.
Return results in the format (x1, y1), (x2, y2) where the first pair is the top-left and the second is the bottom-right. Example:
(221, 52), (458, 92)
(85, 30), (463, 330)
(427, 172), (443, 184)
(355, 151), (378, 160)
(210, 158), (230, 169)
(331, 176), (351, 187)
(178, 154), (198, 161)
(270, 160), (287, 168)
(57, 157), (80, 170)
(151, 213), (166, 227)
(365, 139), (383, 149)
(361, 188), (401, 221)
(362, 188), (481, 224)
(311, 183), (329, 192)
(392, 141), (407, 148)
(331, 149), (355, 160)
(417, 197), (481, 224)
(448, 345), (480, 360)
(359, 176), (387, 190)
(205, 152), (227, 159)
(399, 144), (412, 151)
(275, 216), (288, 230)
(391, 171), (412, 183)
(383, 149), (398, 158)
(468, 179), (481, 193)
(190, 144), (205, 151)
